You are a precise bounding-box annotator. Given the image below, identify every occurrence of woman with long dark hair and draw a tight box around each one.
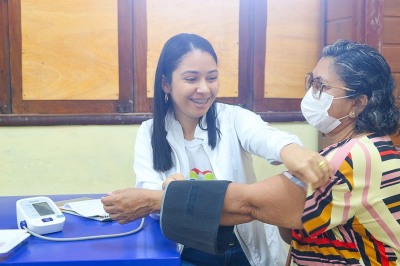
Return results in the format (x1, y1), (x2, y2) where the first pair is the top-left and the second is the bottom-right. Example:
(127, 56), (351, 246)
(103, 33), (331, 266)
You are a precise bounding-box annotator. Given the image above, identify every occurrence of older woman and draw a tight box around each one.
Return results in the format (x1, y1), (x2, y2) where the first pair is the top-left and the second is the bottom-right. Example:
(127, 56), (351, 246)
(219, 40), (400, 265)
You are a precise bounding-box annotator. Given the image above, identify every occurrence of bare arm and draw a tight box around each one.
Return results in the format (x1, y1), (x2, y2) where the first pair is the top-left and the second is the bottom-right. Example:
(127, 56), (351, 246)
(220, 174), (306, 229)
(105, 173), (307, 228)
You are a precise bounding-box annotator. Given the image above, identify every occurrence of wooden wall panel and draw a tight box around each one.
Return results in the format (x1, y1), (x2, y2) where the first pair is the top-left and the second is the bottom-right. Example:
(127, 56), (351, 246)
(20, 0), (119, 100)
(325, 0), (365, 45)
(384, 0), (400, 16)
(382, 47), (400, 72)
(252, 0), (322, 116)
(0, 0), (11, 114)
(383, 18), (400, 43)
(326, 0), (353, 19)
(8, 0), (134, 115)
(326, 20), (354, 44)
(263, 0), (322, 99)
(146, 0), (239, 98)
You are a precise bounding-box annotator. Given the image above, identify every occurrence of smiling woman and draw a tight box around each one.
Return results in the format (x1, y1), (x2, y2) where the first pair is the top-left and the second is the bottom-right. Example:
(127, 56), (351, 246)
(101, 33), (332, 266)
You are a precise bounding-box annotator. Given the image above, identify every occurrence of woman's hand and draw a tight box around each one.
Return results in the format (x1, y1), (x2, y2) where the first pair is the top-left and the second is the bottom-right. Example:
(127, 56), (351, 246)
(280, 143), (333, 189)
(162, 173), (185, 190)
(101, 188), (163, 224)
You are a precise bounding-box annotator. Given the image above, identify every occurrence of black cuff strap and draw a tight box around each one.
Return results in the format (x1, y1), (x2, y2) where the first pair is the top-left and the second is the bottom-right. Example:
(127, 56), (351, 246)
(160, 180), (234, 255)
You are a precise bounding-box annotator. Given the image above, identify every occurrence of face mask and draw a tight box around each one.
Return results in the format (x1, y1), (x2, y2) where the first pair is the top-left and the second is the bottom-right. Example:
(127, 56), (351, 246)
(301, 89), (350, 134)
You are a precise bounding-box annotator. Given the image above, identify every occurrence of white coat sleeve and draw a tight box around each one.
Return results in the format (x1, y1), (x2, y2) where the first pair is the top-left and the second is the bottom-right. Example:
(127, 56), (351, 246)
(231, 106), (303, 164)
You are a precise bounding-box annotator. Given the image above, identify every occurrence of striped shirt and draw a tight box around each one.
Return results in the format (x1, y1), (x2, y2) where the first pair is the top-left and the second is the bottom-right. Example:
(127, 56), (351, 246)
(291, 134), (400, 265)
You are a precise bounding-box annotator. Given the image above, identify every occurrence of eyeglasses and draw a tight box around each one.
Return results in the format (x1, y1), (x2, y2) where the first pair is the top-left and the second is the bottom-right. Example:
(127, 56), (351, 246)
(305, 72), (355, 99)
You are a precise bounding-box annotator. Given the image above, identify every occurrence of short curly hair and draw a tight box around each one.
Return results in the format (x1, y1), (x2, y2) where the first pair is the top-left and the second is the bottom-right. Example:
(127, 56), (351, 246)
(322, 40), (400, 136)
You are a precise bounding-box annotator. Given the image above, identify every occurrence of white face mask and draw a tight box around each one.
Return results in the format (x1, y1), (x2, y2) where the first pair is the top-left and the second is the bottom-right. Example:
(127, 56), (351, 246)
(301, 89), (350, 134)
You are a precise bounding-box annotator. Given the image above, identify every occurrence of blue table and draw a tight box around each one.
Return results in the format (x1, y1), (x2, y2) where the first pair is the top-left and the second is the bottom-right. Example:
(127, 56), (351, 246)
(0, 195), (180, 265)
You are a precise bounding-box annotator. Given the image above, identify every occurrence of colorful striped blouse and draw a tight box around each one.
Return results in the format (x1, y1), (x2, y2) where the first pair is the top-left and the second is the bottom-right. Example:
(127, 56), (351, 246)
(291, 134), (400, 265)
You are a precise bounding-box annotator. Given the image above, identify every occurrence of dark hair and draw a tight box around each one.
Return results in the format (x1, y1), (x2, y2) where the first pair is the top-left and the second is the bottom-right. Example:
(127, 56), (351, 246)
(152, 33), (220, 172)
(322, 39), (400, 136)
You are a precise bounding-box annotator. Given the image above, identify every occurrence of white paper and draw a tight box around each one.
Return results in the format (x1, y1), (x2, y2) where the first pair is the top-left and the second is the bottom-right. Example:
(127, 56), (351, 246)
(63, 199), (109, 218)
(0, 229), (30, 254)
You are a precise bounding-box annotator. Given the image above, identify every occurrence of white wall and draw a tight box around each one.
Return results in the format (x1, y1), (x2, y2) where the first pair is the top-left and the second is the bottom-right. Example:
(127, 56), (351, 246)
(0, 122), (318, 196)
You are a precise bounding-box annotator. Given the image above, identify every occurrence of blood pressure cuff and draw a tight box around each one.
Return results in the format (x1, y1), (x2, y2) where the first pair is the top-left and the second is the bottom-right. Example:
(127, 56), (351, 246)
(160, 180), (234, 255)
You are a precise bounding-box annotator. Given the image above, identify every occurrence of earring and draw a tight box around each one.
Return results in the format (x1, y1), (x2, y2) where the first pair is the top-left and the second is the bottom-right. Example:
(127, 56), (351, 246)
(165, 93), (169, 103)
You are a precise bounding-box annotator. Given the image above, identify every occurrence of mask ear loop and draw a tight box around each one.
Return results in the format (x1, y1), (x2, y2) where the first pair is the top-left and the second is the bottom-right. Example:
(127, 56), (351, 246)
(332, 94), (358, 100)
(334, 93), (360, 120)
(338, 114), (350, 121)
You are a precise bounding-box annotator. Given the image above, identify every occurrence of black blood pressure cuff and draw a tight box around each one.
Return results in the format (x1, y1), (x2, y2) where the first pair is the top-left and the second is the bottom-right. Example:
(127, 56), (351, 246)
(160, 180), (234, 255)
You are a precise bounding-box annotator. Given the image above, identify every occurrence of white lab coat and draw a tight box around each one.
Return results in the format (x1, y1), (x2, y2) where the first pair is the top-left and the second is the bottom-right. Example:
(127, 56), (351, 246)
(135, 102), (300, 266)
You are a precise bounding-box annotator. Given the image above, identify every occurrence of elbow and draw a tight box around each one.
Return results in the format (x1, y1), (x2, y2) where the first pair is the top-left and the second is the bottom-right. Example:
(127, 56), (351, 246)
(220, 201), (255, 226)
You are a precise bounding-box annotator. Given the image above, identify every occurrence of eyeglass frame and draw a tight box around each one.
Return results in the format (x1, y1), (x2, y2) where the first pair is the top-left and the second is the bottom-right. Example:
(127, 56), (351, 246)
(305, 72), (356, 99)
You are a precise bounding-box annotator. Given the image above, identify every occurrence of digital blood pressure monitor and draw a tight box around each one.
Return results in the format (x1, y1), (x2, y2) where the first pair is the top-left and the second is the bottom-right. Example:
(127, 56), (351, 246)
(16, 196), (65, 235)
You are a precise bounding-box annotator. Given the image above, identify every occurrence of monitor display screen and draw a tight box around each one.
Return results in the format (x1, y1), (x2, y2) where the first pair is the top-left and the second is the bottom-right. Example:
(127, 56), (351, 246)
(32, 202), (55, 216)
